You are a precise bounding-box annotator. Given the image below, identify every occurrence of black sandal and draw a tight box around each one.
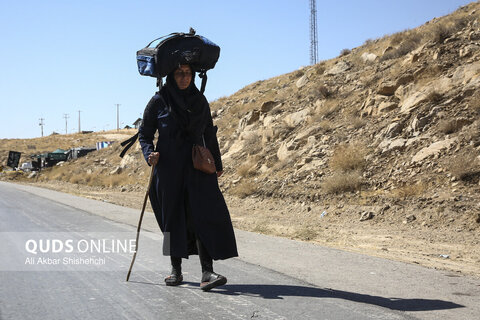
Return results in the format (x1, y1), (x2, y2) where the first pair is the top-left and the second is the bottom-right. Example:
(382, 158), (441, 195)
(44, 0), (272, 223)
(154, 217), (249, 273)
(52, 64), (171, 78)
(165, 273), (183, 286)
(200, 271), (227, 291)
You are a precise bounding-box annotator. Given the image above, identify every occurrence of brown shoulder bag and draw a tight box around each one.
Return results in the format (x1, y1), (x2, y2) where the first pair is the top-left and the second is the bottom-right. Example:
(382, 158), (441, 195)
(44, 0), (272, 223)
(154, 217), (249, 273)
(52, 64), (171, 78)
(192, 136), (216, 174)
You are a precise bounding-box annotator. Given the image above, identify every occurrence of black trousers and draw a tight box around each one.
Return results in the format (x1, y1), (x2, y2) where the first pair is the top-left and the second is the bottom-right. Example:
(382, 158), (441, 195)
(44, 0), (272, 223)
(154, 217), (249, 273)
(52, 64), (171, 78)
(170, 192), (213, 273)
(170, 239), (212, 273)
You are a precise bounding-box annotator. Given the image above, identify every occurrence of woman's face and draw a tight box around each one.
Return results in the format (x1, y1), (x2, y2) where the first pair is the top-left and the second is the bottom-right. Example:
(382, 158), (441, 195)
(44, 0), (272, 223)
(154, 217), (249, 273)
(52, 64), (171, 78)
(174, 65), (192, 90)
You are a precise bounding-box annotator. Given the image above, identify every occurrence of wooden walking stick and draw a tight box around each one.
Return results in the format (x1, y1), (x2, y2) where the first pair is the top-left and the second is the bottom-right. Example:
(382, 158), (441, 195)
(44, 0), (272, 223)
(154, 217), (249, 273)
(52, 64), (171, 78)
(126, 164), (155, 281)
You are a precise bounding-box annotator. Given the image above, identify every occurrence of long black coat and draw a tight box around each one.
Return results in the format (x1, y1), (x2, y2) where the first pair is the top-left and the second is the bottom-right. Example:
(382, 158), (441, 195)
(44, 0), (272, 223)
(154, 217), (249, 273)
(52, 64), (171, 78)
(138, 91), (238, 260)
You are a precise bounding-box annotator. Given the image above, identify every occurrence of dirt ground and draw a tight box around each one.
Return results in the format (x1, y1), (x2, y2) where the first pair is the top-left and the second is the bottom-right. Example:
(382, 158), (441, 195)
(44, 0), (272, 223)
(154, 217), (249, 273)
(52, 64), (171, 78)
(19, 179), (480, 279)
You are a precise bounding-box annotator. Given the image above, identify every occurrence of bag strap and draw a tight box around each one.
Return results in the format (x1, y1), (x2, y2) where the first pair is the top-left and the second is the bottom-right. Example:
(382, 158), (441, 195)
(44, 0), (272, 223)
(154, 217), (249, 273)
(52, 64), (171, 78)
(119, 94), (167, 158)
(146, 32), (180, 48)
(146, 28), (196, 49)
(198, 71), (207, 93)
(119, 133), (139, 158)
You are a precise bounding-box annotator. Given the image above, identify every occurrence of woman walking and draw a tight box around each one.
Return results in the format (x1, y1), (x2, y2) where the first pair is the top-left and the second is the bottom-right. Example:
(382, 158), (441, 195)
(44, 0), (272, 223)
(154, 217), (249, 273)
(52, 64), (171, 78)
(139, 63), (238, 291)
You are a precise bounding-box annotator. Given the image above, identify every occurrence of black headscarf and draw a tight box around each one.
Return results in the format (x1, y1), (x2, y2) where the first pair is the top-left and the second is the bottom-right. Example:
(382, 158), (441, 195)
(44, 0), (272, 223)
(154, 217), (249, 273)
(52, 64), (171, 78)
(161, 67), (210, 144)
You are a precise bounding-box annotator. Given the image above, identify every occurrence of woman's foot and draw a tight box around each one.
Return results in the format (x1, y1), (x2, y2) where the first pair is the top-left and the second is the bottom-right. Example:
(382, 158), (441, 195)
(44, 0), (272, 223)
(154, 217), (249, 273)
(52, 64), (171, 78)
(165, 273), (183, 286)
(165, 264), (183, 286)
(165, 257), (182, 286)
(200, 271), (227, 291)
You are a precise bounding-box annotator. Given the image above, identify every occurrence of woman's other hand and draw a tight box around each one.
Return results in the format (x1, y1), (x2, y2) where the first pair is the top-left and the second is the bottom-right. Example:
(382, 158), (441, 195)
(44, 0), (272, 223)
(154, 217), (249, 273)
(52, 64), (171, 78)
(148, 152), (159, 166)
(216, 170), (223, 178)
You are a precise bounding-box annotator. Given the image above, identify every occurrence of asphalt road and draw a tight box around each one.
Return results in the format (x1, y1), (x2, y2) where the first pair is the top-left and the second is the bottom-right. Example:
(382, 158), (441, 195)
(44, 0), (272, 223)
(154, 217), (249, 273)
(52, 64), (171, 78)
(0, 181), (478, 320)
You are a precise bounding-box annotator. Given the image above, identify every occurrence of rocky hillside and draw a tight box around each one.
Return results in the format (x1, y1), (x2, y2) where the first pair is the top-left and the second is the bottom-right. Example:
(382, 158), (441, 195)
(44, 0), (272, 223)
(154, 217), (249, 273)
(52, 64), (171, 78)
(2, 2), (480, 229)
(207, 2), (480, 223)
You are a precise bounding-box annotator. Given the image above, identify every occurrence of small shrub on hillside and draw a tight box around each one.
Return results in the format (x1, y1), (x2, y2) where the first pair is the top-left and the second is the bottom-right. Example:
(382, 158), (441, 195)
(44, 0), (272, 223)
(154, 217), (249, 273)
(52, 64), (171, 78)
(308, 112), (333, 130)
(49, 166), (69, 181)
(391, 182), (426, 199)
(363, 39), (374, 46)
(428, 14), (471, 43)
(329, 142), (367, 172)
(289, 69), (304, 80)
(231, 180), (257, 198)
(449, 151), (480, 181)
(307, 112), (322, 126)
(461, 124), (480, 146)
(381, 39), (418, 61)
(314, 63), (326, 75)
(315, 99), (341, 119)
(271, 156), (295, 172)
(339, 48), (351, 57)
(350, 53), (365, 67)
(237, 163), (253, 177)
(426, 90), (443, 104)
(349, 117), (366, 129)
(316, 85), (331, 99)
(427, 14), (471, 44)
(437, 119), (463, 135)
(318, 119), (333, 132)
(429, 24), (453, 44)
(274, 123), (294, 140)
(105, 175), (127, 188)
(451, 14), (471, 30)
(237, 157), (258, 177)
(243, 133), (262, 155)
(322, 171), (362, 194)
(407, 30), (423, 43)
(69, 174), (84, 184)
(379, 51), (395, 62)
(86, 174), (104, 186)
(380, 30), (422, 61)
(389, 31), (407, 46)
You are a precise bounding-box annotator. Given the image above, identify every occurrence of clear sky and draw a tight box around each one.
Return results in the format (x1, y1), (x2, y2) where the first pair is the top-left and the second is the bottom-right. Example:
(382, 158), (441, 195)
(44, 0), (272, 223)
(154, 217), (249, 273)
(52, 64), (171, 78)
(0, 0), (474, 139)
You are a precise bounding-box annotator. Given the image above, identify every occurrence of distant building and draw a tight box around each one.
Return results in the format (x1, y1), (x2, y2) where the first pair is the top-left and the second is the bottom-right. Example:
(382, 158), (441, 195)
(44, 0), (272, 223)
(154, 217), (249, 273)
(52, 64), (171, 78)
(133, 118), (142, 129)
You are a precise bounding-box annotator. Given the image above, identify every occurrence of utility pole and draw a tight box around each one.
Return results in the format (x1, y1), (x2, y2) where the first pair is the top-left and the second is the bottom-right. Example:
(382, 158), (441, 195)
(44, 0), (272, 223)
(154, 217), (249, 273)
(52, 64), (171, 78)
(63, 114), (69, 134)
(78, 110), (81, 133)
(310, 0), (318, 65)
(115, 104), (121, 131)
(39, 118), (45, 137)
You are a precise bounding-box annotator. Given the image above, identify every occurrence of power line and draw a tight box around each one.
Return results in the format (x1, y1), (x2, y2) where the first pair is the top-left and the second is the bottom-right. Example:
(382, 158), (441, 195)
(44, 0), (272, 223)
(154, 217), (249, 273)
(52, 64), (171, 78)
(63, 114), (69, 134)
(310, 0), (318, 65)
(115, 104), (121, 131)
(39, 118), (45, 137)
(78, 110), (81, 133)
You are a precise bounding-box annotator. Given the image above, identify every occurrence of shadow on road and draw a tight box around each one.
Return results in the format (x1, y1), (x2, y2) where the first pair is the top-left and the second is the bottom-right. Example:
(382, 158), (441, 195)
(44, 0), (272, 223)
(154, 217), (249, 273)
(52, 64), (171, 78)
(127, 280), (463, 312)
(214, 284), (464, 312)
